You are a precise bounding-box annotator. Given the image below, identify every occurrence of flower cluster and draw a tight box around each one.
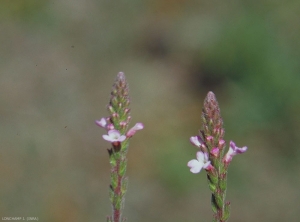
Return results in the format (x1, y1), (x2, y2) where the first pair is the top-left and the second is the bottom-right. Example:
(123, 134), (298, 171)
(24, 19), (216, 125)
(95, 72), (144, 150)
(96, 117), (143, 145)
(187, 91), (247, 222)
(188, 137), (247, 173)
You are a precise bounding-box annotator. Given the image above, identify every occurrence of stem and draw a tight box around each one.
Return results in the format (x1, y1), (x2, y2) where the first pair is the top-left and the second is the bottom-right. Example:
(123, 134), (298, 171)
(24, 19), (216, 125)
(112, 160), (121, 221)
(108, 141), (129, 222)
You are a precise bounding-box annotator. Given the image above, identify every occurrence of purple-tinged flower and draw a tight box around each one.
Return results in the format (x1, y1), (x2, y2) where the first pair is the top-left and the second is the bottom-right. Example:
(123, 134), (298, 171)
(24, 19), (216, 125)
(103, 130), (126, 144)
(224, 141), (247, 163)
(126, 123), (144, 137)
(187, 151), (211, 174)
(190, 136), (203, 148)
(95, 118), (107, 128)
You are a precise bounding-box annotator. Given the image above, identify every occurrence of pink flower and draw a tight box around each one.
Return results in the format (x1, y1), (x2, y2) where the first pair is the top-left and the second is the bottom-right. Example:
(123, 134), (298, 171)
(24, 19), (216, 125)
(95, 118), (107, 128)
(190, 136), (203, 148)
(126, 123), (144, 137)
(224, 141), (247, 163)
(187, 151), (211, 174)
(103, 130), (126, 143)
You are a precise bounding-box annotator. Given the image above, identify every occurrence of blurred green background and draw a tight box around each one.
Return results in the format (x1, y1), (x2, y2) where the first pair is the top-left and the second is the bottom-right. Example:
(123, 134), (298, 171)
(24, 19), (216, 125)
(1, 1), (300, 221)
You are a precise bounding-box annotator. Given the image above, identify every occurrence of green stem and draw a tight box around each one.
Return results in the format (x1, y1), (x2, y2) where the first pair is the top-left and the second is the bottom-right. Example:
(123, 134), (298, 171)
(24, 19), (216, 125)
(108, 142), (128, 222)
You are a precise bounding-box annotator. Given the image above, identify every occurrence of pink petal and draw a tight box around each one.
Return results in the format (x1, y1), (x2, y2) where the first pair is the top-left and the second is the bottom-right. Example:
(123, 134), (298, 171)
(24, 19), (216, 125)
(126, 122), (144, 137)
(95, 118), (107, 128)
(203, 161), (211, 169)
(133, 123), (144, 130)
(108, 130), (121, 137)
(102, 135), (113, 142)
(119, 135), (127, 142)
(187, 159), (198, 168)
(230, 141), (247, 154)
(190, 136), (202, 147)
(235, 146), (247, 153)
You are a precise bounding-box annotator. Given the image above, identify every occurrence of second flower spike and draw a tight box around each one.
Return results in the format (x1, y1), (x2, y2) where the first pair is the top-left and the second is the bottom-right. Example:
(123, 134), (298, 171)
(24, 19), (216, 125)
(187, 91), (247, 222)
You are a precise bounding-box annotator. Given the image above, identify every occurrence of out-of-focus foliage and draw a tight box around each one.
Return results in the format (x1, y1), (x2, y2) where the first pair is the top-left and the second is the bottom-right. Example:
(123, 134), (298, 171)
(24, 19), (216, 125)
(1, 1), (300, 221)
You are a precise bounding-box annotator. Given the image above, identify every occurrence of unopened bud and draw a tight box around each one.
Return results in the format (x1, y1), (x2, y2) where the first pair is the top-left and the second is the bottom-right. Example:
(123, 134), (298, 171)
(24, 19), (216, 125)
(107, 105), (115, 113)
(120, 121), (127, 128)
(210, 147), (219, 157)
(218, 139), (225, 149)
(107, 124), (115, 130)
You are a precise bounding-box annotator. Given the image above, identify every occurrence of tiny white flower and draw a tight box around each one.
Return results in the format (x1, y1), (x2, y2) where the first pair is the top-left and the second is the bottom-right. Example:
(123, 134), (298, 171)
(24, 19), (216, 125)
(187, 151), (211, 174)
(102, 130), (126, 143)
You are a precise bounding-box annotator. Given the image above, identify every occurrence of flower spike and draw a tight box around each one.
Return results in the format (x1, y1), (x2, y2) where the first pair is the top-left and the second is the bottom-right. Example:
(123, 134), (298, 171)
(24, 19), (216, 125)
(95, 72), (143, 222)
(187, 91), (247, 222)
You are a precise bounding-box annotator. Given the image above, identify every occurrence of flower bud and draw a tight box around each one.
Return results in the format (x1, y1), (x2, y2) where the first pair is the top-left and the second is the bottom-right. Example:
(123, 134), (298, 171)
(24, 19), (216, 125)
(218, 139), (225, 149)
(210, 147), (219, 157)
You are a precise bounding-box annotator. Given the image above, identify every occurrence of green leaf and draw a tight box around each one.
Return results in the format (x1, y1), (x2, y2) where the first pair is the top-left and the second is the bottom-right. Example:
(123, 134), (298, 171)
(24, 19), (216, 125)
(208, 182), (217, 193)
(111, 172), (118, 190)
(119, 159), (127, 177)
(222, 202), (231, 221)
(121, 177), (128, 196)
(215, 194), (224, 209)
(109, 156), (117, 167)
(211, 195), (218, 213)
(220, 178), (227, 192)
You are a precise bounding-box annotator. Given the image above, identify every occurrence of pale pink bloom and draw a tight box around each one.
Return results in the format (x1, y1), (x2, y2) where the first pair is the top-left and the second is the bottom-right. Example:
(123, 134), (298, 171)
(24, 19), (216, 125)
(187, 151), (211, 174)
(190, 136), (203, 148)
(95, 118), (107, 128)
(126, 123), (144, 137)
(103, 130), (126, 143)
(224, 141), (247, 163)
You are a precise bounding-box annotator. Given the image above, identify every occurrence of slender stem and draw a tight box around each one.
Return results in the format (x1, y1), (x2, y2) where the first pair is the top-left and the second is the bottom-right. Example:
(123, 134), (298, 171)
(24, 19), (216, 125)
(112, 159), (121, 222)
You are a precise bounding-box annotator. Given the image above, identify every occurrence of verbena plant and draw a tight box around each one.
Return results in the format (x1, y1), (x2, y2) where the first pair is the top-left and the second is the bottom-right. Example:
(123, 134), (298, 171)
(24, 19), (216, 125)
(95, 72), (143, 222)
(96, 73), (247, 222)
(187, 91), (247, 222)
